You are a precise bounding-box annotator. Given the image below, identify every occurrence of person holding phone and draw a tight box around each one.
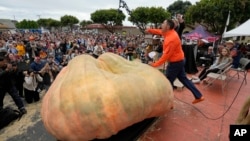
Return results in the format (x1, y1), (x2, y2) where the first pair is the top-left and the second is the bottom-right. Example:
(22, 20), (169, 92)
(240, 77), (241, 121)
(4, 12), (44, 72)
(23, 69), (43, 104)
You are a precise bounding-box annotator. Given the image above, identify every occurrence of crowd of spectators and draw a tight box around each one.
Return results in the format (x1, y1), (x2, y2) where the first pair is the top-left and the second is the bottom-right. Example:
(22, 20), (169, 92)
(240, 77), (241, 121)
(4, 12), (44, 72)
(0, 30), (156, 114)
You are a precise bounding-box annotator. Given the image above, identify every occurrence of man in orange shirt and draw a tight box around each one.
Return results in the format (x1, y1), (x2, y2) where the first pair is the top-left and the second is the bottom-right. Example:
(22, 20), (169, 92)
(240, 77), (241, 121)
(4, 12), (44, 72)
(146, 19), (204, 104)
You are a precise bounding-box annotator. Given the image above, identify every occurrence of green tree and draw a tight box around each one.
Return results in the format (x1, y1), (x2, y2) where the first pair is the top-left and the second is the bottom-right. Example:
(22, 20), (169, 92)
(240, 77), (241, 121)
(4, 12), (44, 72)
(16, 20), (39, 29)
(167, 0), (192, 17)
(80, 20), (93, 27)
(185, 0), (250, 34)
(128, 7), (170, 33)
(128, 7), (150, 32)
(148, 7), (171, 28)
(37, 18), (50, 28)
(48, 19), (61, 28)
(91, 9), (126, 33)
(37, 18), (61, 30)
(60, 15), (79, 30)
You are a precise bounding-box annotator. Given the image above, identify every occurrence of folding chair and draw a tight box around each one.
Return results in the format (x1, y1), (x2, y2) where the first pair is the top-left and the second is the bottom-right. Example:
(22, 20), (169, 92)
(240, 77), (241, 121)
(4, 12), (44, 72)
(231, 58), (250, 84)
(203, 63), (233, 94)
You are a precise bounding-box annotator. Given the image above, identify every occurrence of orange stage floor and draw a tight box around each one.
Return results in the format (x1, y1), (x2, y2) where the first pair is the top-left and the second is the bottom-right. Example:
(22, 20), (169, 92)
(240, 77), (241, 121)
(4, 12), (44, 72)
(139, 70), (250, 141)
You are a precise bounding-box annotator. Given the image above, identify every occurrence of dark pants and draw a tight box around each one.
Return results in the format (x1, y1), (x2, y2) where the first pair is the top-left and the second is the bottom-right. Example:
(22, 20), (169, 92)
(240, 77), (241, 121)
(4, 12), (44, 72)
(24, 88), (40, 104)
(0, 86), (25, 110)
(16, 83), (24, 97)
(126, 53), (133, 61)
(198, 68), (220, 81)
(166, 60), (203, 99)
(92, 54), (99, 58)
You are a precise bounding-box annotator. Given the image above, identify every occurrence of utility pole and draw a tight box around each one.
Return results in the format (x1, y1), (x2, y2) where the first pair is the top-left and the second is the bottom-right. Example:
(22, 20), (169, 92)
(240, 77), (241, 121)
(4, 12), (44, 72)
(37, 15), (41, 30)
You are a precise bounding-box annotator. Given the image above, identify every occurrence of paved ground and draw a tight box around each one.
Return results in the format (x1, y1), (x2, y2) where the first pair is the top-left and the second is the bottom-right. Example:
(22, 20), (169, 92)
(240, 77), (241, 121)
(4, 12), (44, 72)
(0, 91), (56, 141)
(5, 120), (55, 141)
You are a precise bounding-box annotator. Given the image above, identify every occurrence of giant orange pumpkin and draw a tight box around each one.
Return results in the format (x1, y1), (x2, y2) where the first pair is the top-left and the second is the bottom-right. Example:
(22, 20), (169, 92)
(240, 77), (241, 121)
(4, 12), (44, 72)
(41, 53), (173, 141)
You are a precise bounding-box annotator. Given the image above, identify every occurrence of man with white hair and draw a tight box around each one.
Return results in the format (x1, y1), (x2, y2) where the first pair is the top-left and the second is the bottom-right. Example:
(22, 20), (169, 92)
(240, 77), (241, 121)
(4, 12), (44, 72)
(225, 40), (242, 68)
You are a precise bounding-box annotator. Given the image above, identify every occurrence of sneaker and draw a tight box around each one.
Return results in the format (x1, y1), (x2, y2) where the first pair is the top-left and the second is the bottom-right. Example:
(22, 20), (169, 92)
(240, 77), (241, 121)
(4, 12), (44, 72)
(19, 107), (27, 115)
(192, 79), (201, 83)
(192, 96), (205, 104)
(192, 75), (199, 80)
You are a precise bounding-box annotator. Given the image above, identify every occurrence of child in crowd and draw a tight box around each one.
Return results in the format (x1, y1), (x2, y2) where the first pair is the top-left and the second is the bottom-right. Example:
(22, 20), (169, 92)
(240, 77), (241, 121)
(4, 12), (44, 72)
(192, 47), (232, 83)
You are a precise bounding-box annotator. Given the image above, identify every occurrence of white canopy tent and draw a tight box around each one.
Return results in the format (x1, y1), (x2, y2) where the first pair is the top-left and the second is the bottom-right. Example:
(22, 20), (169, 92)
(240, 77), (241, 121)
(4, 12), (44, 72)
(223, 19), (250, 38)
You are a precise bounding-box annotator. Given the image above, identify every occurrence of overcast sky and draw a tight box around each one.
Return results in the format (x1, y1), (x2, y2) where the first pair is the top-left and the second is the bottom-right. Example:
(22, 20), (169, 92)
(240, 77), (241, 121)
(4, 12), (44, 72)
(0, 0), (199, 26)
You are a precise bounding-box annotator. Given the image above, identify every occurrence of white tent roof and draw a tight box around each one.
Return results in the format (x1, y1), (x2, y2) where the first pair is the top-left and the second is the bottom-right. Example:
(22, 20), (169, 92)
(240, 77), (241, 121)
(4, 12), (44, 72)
(223, 19), (250, 38)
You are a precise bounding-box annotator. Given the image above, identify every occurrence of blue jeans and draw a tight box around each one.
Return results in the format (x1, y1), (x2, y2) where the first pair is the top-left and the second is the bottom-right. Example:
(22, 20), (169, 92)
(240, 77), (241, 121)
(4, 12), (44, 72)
(166, 60), (203, 99)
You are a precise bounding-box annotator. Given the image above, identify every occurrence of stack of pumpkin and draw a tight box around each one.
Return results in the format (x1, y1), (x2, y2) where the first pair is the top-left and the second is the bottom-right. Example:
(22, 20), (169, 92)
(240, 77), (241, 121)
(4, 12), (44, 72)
(41, 53), (173, 141)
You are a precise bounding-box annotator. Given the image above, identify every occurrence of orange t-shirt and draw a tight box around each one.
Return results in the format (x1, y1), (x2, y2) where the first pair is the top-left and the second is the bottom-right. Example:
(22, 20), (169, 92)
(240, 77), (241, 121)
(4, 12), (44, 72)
(146, 29), (184, 67)
(16, 44), (26, 56)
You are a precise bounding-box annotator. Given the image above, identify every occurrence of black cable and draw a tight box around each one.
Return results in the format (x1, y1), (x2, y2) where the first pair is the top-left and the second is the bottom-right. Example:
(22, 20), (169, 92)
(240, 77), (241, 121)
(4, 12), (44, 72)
(174, 76), (245, 120)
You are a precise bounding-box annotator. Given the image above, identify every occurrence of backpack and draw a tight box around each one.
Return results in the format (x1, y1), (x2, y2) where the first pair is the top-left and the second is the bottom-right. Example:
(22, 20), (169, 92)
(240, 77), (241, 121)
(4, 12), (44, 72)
(0, 107), (22, 130)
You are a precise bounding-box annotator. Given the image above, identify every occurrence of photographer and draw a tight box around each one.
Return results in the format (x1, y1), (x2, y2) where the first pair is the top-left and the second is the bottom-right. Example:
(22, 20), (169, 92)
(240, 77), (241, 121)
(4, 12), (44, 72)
(123, 41), (135, 61)
(39, 62), (54, 91)
(0, 57), (27, 114)
(47, 55), (60, 79)
(25, 36), (40, 62)
(173, 13), (185, 40)
(60, 55), (69, 67)
(23, 69), (43, 104)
